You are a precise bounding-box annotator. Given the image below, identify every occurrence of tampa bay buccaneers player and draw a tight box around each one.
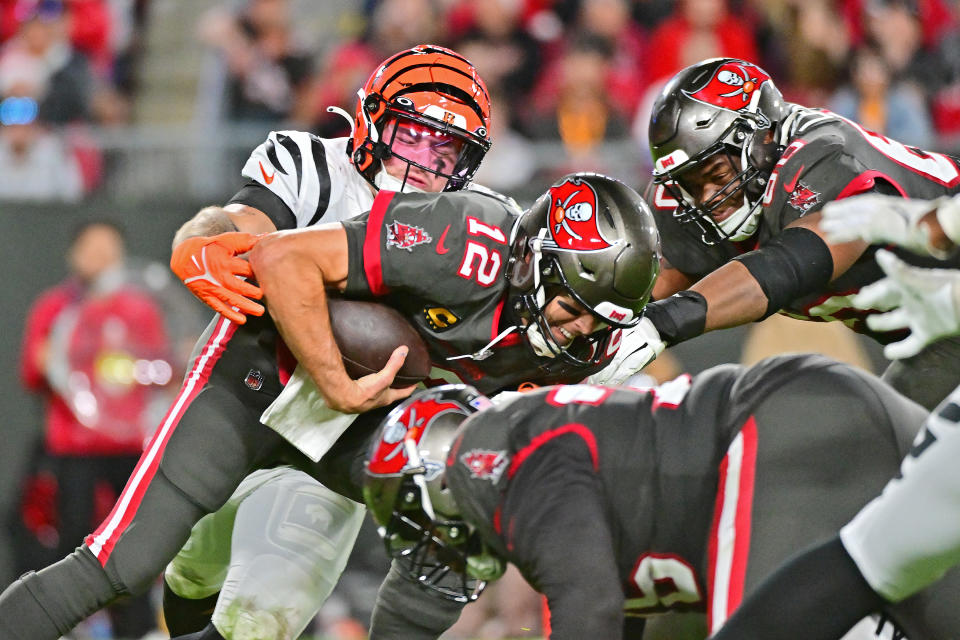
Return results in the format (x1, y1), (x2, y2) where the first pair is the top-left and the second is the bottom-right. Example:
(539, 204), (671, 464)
(364, 356), (960, 640)
(158, 44), (505, 640)
(602, 57), (960, 410)
(0, 44), (496, 640)
(0, 172), (660, 640)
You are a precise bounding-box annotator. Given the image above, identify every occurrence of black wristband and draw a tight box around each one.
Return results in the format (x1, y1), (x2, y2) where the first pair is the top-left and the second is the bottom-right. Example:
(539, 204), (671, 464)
(643, 290), (708, 346)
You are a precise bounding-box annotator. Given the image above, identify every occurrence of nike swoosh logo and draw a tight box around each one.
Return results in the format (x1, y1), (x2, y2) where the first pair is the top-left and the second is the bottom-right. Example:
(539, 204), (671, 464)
(259, 161), (275, 185)
(783, 164), (804, 193)
(437, 225), (451, 254)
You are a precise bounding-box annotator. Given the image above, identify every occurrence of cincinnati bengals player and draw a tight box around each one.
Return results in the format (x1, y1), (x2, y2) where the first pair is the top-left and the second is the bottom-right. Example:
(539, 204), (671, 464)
(0, 173), (661, 640)
(0, 45), (496, 640)
(157, 44), (504, 640)
(600, 57), (960, 411)
(365, 357), (960, 640)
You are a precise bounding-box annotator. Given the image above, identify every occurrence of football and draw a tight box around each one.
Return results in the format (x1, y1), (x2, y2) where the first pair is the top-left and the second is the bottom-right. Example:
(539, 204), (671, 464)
(328, 297), (431, 387)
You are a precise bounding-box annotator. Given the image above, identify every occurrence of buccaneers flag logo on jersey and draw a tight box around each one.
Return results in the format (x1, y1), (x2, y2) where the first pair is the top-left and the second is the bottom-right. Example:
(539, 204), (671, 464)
(460, 449), (508, 483)
(684, 60), (771, 113)
(368, 397), (467, 477)
(546, 177), (614, 252)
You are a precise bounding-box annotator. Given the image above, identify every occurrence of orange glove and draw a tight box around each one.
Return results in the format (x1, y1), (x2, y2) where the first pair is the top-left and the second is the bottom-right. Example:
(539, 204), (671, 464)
(171, 232), (265, 324)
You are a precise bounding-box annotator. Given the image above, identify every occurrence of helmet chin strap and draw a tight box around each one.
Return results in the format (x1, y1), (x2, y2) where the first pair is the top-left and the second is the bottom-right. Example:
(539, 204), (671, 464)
(718, 197), (762, 241)
(525, 323), (557, 358)
(374, 163), (427, 193)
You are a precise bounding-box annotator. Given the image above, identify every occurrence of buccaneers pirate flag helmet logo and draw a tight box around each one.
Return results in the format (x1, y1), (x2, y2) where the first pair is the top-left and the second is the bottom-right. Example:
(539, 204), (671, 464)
(684, 60), (772, 113)
(546, 177), (615, 252)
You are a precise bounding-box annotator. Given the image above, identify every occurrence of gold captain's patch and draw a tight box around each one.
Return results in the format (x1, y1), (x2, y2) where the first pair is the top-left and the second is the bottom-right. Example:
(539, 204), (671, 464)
(423, 306), (460, 331)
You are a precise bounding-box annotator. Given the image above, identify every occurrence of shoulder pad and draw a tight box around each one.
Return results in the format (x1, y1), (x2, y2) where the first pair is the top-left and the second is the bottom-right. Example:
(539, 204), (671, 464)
(465, 183), (524, 215)
(761, 132), (861, 230)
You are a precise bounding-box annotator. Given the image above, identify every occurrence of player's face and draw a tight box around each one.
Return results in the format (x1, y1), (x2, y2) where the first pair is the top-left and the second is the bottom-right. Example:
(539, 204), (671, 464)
(543, 295), (606, 346)
(676, 152), (745, 224)
(383, 118), (464, 192)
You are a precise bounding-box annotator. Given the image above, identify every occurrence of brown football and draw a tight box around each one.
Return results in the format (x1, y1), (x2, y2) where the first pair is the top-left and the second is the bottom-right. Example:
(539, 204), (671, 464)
(328, 297), (431, 388)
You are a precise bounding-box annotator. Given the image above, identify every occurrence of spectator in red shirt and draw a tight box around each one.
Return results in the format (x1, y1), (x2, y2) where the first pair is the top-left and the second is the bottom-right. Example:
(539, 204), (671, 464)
(16, 220), (170, 639)
(646, 0), (759, 84)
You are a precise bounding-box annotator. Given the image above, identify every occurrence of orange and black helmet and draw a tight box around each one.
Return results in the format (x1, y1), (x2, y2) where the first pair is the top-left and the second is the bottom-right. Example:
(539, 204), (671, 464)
(349, 44), (492, 191)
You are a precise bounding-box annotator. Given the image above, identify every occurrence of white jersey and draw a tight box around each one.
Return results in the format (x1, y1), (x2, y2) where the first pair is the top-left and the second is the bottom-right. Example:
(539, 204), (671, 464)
(239, 132), (376, 230)
(841, 383), (960, 602)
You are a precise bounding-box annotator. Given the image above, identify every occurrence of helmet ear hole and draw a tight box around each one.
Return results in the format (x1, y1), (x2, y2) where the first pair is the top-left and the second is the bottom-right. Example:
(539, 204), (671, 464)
(747, 129), (780, 174)
(364, 94), (381, 114)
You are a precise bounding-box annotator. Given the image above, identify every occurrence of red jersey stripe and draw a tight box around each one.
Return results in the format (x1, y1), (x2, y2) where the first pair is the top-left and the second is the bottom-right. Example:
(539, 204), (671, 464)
(706, 416), (758, 633)
(364, 190), (395, 296)
(507, 423), (599, 479)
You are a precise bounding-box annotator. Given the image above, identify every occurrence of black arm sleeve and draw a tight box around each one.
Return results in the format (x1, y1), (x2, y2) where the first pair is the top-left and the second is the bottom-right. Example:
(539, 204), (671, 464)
(226, 181), (297, 230)
(501, 436), (632, 640)
(732, 226), (835, 319)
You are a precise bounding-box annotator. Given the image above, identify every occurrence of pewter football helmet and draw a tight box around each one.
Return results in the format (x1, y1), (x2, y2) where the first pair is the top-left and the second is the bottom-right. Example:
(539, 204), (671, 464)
(649, 58), (786, 244)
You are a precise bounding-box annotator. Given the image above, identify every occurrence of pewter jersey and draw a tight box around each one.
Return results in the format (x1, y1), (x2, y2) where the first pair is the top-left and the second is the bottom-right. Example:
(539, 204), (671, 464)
(219, 131), (537, 402)
(341, 189), (617, 394)
(442, 354), (939, 638)
(649, 106), (960, 343)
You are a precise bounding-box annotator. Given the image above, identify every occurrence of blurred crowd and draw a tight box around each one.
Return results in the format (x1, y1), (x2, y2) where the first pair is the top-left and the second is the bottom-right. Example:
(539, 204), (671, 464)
(0, 0), (150, 199)
(199, 0), (960, 192)
(1, 0), (960, 201)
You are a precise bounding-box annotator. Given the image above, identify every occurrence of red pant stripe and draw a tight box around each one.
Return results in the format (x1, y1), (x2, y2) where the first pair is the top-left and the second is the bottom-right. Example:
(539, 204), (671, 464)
(85, 317), (237, 563)
(706, 416), (758, 633)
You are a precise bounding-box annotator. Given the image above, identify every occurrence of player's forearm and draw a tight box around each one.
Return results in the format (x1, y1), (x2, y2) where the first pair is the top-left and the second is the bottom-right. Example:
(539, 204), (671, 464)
(643, 261), (765, 351)
(172, 205), (276, 248)
(691, 261), (768, 331)
(249, 231), (356, 410)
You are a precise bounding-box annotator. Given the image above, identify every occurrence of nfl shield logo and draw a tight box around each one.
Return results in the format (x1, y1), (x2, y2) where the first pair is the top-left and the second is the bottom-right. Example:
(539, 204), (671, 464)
(244, 369), (264, 391)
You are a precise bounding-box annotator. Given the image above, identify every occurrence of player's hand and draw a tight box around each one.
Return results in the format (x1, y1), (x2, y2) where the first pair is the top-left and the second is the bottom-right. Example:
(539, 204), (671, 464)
(329, 346), (417, 414)
(587, 317), (665, 386)
(171, 232), (265, 324)
(820, 194), (940, 256)
(853, 249), (960, 360)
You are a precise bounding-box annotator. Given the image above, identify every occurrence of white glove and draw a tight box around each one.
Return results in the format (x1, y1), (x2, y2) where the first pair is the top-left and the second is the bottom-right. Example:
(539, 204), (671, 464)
(853, 249), (960, 360)
(820, 194), (943, 256)
(588, 317), (665, 386)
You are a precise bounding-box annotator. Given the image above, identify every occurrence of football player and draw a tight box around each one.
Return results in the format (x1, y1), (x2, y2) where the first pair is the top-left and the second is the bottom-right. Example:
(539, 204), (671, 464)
(704, 194), (960, 640)
(0, 44), (493, 640)
(600, 57), (960, 411)
(0, 173), (661, 640)
(159, 44), (501, 640)
(364, 355), (960, 640)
